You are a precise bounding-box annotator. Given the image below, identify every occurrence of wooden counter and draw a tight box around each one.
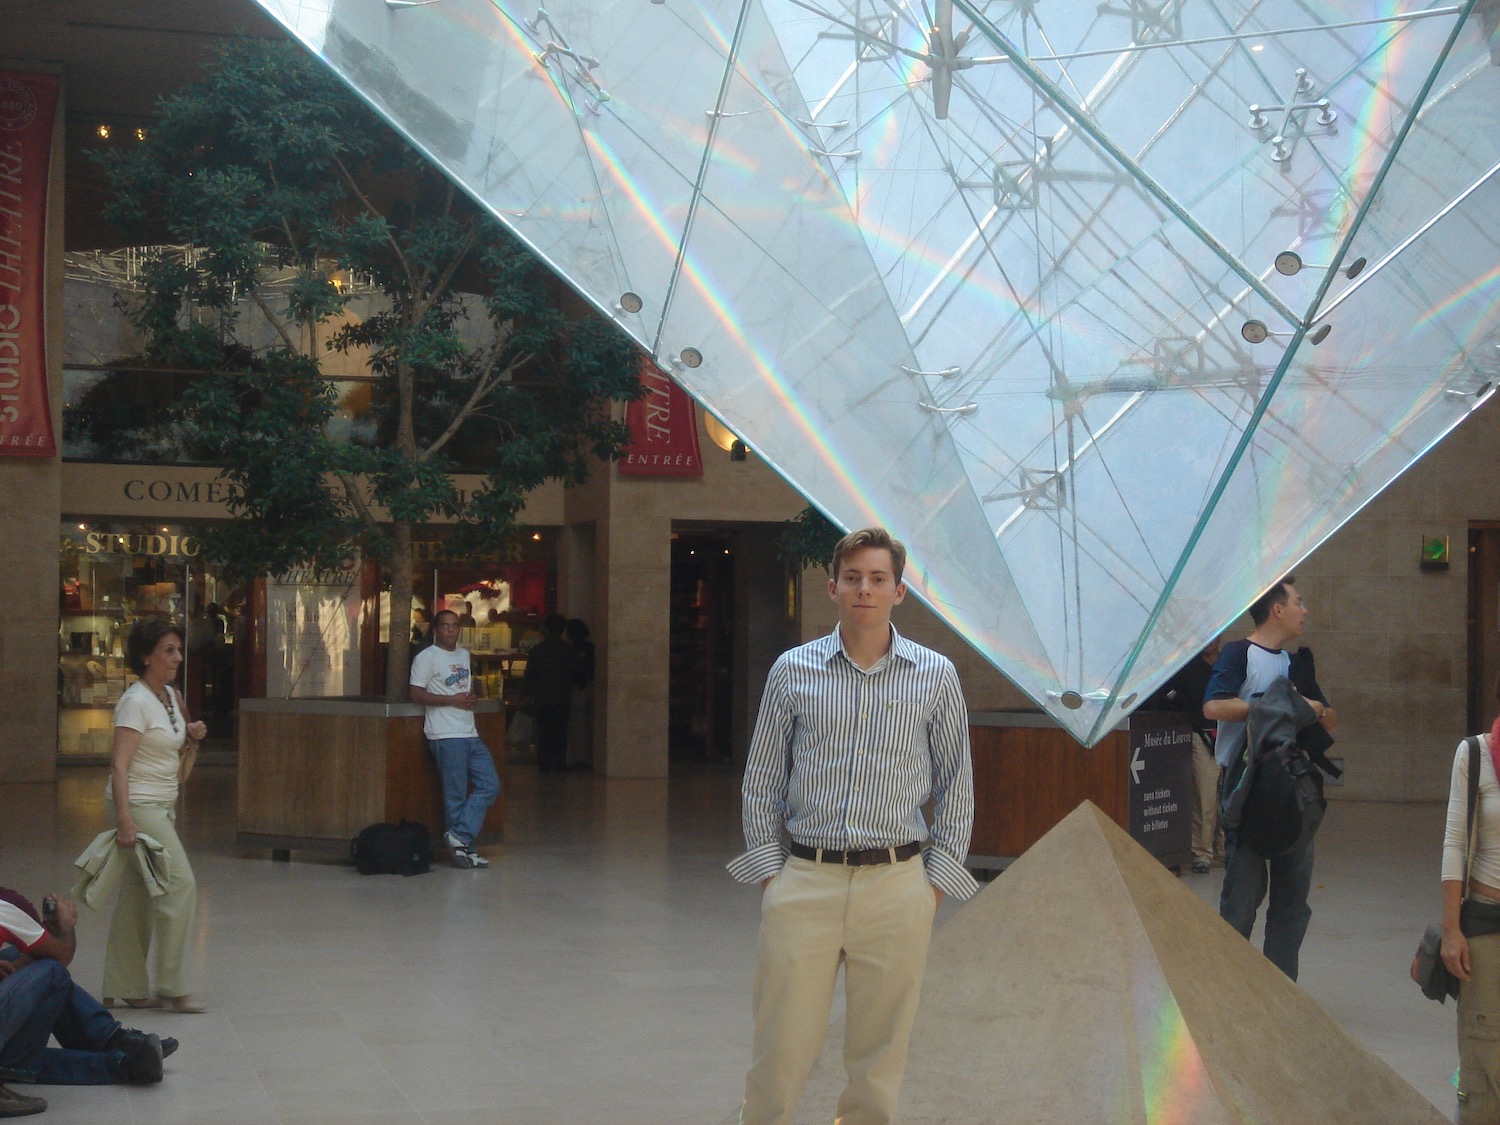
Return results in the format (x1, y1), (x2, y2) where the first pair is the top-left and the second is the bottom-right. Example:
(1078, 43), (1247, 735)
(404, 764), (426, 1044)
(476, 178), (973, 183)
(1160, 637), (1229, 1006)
(237, 698), (505, 855)
(967, 711), (1192, 871)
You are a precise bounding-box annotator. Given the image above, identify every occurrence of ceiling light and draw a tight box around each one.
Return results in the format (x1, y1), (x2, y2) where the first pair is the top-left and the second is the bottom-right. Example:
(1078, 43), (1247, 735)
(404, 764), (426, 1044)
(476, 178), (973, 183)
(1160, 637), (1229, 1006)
(703, 413), (740, 453)
(1274, 251), (1367, 279)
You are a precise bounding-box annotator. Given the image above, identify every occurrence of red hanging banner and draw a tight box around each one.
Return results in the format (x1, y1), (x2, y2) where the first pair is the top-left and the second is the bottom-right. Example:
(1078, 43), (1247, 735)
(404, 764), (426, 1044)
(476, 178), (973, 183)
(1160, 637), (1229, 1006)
(0, 72), (59, 458)
(617, 357), (703, 477)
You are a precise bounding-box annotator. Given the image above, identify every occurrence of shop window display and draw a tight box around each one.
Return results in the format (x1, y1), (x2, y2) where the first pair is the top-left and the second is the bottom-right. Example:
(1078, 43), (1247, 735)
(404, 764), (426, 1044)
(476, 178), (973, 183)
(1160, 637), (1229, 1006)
(58, 522), (241, 758)
(58, 521), (559, 757)
(265, 564), (364, 699)
(400, 540), (556, 721)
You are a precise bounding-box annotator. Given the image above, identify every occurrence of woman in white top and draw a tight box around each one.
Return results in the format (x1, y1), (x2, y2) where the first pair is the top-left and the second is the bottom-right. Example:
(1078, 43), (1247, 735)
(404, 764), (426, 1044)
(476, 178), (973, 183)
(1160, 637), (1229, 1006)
(1442, 713), (1500, 1124)
(102, 618), (207, 1015)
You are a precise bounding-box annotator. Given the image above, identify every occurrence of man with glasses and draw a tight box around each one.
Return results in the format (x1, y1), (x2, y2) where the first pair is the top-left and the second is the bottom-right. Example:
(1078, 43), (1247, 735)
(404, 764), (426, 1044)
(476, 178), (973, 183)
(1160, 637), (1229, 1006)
(1204, 575), (1338, 980)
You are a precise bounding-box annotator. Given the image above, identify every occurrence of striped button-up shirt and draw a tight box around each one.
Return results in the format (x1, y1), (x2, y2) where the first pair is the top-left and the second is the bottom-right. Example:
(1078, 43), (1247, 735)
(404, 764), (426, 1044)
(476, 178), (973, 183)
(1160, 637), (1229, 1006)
(727, 625), (979, 900)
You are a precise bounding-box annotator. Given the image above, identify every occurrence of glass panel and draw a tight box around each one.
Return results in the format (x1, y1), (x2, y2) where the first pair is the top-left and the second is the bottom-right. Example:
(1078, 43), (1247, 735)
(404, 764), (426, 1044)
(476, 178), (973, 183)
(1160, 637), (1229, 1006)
(266, 566), (365, 698)
(410, 530), (559, 709)
(62, 368), (211, 464)
(64, 368), (417, 467)
(58, 521), (244, 756)
(248, 0), (1500, 741)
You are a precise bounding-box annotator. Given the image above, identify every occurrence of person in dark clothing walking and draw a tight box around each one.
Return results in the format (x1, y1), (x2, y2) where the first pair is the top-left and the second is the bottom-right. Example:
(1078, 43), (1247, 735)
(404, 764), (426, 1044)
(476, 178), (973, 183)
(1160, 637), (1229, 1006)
(565, 619), (596, 770)
(1146, 638), (1223, 873)
(524, 614), (578, 774)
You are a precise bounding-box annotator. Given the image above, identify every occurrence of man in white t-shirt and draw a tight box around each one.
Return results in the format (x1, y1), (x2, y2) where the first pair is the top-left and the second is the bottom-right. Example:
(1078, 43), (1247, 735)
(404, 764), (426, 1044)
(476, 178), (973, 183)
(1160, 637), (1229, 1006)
(1204, 575), (1338, 980)
(0, 886), (176, 1112)
(410, 610), (500, 869)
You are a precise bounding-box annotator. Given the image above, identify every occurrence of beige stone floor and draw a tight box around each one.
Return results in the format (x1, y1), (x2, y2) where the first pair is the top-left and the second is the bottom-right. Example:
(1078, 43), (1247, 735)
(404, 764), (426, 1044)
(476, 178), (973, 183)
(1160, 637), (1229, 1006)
(0, 763), (1459, 1123)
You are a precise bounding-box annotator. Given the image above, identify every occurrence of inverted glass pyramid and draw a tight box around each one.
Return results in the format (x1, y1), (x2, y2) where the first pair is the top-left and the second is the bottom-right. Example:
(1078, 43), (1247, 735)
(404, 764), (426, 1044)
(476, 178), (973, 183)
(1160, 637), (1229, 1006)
(251, 0), (1500, 743)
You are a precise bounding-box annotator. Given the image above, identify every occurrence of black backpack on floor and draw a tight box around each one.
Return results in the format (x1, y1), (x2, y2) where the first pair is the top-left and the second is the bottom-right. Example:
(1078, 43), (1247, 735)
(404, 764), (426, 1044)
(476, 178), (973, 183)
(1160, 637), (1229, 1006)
(351, 820), (433, 876)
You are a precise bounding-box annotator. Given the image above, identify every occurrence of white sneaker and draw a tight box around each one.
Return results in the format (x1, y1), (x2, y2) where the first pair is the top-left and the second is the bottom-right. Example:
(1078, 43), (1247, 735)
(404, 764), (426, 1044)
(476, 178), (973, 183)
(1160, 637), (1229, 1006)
(450, 847), (476, 869)
(467, 851), (490, 869)
(443, 830), (468, 853)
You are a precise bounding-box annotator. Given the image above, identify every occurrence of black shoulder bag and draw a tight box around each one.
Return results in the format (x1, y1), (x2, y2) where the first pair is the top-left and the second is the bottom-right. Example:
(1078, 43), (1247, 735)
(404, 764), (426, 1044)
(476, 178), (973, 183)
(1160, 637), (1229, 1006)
(1412, 737), (1480, 1003)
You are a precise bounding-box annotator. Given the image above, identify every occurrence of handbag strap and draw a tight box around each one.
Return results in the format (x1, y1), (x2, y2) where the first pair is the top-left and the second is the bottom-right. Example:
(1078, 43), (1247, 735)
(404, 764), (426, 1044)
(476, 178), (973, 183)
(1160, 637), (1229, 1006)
(1465, 735), (1482, 898)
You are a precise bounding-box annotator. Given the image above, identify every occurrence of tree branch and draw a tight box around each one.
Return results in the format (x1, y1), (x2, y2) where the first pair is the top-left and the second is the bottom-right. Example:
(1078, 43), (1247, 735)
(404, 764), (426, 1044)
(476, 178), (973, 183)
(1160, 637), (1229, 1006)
(330, 150), (411, 286)
(336, 472), (381, 533)
(265, 160), (303, 263)
(251, 289), (302, 354)
(410, 218), (479, 327)
(421, 339), (527, 462)
(414, 180), (455, 300)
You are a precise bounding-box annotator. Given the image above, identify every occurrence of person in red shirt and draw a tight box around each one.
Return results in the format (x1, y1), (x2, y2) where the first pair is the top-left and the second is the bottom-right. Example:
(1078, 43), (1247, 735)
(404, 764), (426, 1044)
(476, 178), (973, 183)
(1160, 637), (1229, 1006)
(0, 887), (177, 1116)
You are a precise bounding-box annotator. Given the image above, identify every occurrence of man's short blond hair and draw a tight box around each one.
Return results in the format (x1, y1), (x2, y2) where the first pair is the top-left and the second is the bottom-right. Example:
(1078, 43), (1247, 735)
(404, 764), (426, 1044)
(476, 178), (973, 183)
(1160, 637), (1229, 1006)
(831, 527), (907, 584)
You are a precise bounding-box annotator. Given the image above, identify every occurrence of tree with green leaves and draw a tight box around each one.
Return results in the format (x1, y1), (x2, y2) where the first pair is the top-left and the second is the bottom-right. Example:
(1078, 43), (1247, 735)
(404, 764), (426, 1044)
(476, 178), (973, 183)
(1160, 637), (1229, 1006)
(779, 507), (843, 572)
(100, 38), (641, 699)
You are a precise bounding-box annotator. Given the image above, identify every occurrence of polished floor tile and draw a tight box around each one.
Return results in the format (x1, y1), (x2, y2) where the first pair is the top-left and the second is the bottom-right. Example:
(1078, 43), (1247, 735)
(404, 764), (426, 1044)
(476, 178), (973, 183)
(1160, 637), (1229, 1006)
(0, 764), (1461, 1122)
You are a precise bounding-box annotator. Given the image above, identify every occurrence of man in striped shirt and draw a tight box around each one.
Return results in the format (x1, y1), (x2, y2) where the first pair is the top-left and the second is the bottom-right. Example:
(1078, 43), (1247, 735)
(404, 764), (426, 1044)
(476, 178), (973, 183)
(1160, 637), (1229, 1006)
(729, 527), (977, 1125)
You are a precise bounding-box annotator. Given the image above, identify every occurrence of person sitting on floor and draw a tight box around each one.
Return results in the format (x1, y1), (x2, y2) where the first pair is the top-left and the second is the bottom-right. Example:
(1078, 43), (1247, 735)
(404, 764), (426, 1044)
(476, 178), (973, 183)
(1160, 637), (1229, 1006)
(0, 886), (178, 1118)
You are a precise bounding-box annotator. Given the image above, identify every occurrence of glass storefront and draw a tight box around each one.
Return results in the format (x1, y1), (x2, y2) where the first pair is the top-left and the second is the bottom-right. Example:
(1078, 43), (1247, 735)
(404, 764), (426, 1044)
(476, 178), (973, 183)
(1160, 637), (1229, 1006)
(58, 520), (560, 757)
(58, 520), (243, 758)
(407, 534), (557, 704)
(266, 564), (368, 699)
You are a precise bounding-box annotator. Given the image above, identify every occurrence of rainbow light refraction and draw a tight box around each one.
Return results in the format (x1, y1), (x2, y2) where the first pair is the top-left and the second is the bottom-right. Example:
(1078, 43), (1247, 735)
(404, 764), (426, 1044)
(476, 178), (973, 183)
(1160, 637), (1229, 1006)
(250, 0), (1500, 743)
(1132, 959), (1214, 1125)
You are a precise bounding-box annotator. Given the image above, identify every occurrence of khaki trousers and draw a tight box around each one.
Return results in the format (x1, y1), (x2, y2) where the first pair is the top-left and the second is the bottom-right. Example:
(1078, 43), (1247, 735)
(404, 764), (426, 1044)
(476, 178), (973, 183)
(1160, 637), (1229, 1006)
(1460, 930), (1500, 1124)
(741, 854), (936, 1125)
(102, 800), (197, 1000)
(1191, 733), (1224, 866)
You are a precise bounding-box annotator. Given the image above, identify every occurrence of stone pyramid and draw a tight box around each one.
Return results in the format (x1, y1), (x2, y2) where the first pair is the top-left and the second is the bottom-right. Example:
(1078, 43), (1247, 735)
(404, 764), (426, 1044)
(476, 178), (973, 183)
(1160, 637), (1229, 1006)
(785, 802), (1446, 1124)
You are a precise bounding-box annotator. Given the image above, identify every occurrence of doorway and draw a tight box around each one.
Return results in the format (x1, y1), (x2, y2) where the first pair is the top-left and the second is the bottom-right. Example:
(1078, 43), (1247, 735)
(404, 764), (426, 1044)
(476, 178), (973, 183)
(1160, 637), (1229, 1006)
(670, 532), (735, 762)
(668, 523), (802, 766)
(1470, 525), (1500, 734)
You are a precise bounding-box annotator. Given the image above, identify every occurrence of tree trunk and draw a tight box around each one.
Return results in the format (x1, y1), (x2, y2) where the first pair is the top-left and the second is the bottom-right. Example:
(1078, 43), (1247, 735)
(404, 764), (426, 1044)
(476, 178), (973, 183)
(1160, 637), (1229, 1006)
(387, 348), (419, 702)
(385, 520), (415, 701)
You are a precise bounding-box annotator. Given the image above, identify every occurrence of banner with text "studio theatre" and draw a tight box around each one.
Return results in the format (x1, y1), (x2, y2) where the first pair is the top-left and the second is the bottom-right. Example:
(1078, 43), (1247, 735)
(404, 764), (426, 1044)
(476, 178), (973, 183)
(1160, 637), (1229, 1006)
(617, 358), (703, 477)
(0, 72), (59, 458)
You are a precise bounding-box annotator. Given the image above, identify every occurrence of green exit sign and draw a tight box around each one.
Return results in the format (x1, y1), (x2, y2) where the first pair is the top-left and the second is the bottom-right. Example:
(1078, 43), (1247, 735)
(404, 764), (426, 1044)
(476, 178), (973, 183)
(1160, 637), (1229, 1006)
(1421, 535), (1450, 571)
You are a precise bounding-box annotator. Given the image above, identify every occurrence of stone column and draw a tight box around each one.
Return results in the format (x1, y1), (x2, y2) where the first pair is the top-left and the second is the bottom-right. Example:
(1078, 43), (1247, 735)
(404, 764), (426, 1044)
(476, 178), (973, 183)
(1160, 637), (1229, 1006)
(563, 461), (672, 778)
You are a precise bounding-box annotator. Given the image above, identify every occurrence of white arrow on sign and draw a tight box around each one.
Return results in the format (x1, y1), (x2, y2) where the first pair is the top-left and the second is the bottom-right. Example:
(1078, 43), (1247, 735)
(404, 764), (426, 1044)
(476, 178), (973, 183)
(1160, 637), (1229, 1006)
(1130, 747), (1144, 785)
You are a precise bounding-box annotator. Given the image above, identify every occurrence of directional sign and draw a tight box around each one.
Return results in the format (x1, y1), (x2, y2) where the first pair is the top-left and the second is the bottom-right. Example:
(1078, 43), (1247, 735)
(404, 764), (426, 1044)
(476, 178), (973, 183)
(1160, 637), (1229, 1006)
(1126, 715), (1194, 861)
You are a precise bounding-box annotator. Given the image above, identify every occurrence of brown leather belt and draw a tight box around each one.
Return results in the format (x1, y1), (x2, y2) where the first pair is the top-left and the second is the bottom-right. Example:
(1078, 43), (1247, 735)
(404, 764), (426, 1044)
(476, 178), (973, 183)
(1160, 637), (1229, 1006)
(788, 841), (921, 866)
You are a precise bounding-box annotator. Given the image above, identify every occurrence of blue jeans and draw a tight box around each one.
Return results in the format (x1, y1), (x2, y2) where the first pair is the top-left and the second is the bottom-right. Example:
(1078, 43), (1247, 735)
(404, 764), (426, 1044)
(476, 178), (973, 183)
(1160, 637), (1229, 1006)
(0, 958), (124, 1085)
(429, 737), (500, 845)
(1219, 830), (1315, 980)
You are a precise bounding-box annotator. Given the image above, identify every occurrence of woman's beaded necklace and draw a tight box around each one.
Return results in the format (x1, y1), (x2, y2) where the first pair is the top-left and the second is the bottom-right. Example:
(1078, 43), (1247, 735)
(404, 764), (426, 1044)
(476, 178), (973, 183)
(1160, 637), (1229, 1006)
(152, 683), (179, 733)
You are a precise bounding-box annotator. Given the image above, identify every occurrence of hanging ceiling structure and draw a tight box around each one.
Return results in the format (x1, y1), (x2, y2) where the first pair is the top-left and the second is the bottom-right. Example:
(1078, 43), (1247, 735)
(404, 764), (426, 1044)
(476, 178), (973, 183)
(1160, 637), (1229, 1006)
(249, 0), (1500, 743)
